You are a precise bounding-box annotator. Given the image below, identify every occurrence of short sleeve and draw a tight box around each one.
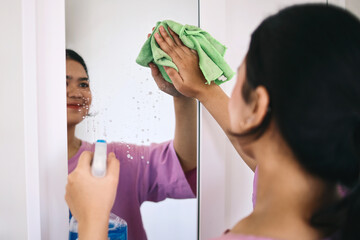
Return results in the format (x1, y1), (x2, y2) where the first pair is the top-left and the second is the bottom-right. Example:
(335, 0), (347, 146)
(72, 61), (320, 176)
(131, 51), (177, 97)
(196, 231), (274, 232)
(252, 166), (259, 208)
(139, 140), (196, 203)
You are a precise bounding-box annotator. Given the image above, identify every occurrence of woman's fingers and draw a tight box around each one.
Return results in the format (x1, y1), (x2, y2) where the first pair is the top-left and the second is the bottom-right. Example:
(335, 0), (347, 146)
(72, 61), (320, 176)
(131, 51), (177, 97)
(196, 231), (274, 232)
(106, 152), (120, 181)
(163, 66), (184, 89)
(167, 27), (183, 46)
(159, 26), (177, 47)
(149, 63), (160, 76)
(76, 151), (93, 171)
(154, 32), (182, 63)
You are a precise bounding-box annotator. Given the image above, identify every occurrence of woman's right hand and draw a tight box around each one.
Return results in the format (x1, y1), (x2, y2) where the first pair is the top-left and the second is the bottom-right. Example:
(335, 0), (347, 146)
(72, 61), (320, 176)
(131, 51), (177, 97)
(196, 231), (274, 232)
(65, 151), (120, 227)
(154, 26), (218, 101)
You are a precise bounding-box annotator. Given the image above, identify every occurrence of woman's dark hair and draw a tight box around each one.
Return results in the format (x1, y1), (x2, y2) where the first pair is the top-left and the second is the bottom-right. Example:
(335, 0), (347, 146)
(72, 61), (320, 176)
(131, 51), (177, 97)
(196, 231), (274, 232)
(66, 49), (89, 77)
(245, 4), (360, 239)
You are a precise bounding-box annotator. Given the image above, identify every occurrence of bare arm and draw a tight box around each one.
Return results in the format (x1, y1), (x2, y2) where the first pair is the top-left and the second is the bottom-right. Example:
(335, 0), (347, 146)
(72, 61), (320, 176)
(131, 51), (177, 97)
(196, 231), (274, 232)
(173, 96), (197, 171)
(197, 84), (257, 171)
(154, 26), (256, 171)
(149, 63), (197, 172)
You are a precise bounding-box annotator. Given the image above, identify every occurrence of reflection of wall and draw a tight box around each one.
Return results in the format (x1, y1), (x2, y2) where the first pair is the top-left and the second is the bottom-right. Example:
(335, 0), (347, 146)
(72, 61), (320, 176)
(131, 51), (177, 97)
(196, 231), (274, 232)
(65, 1), (197, 239)
(199, 0), (325, 239)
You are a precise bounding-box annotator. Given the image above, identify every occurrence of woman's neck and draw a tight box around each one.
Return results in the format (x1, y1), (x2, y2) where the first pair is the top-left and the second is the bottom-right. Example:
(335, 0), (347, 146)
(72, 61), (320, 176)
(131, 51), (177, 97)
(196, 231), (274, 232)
(232, 128), (339, 240)
(67, 125), (81, 159)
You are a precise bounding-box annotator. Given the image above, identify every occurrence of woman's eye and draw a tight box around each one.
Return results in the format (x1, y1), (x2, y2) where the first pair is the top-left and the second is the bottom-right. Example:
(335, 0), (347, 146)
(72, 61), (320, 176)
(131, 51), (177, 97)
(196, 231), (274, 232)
(79, 82), (89, 88)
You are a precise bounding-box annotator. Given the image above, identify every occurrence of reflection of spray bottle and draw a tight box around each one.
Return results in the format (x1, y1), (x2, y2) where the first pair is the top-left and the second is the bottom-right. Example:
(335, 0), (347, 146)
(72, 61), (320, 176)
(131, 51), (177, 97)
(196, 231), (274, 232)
(69, 140), (128, 240)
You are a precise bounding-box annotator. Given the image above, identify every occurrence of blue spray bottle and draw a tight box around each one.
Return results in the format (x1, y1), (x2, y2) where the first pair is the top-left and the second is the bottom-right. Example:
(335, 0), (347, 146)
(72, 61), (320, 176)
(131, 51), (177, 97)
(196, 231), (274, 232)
(69, 140), (128, 240)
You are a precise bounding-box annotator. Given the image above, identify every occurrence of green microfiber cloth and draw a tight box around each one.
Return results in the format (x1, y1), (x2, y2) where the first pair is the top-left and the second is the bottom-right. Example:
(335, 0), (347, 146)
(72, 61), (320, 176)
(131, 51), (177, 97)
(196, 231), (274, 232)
(136, 20), (235, 85)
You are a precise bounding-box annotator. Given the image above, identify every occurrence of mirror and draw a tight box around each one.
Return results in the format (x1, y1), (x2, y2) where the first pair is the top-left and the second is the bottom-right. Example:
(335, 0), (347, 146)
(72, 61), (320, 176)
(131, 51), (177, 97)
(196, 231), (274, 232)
(65, 1), (198, 239)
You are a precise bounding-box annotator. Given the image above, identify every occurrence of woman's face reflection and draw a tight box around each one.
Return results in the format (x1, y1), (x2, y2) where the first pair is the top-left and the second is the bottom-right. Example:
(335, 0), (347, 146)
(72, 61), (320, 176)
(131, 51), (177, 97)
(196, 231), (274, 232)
(66, 59), (92, 126)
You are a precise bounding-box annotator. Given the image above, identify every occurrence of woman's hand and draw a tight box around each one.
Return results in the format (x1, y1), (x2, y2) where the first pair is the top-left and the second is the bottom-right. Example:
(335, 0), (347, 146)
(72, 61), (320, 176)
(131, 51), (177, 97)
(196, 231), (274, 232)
(65, 151), (120, 239)
(147, 29), (182, 98)
(154, 26), (216, 101)
(148, 62), (183, 98)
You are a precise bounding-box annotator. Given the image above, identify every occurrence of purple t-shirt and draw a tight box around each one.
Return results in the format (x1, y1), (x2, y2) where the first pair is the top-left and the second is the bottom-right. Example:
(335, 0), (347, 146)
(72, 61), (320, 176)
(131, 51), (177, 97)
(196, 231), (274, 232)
(68, 140), (196, 240)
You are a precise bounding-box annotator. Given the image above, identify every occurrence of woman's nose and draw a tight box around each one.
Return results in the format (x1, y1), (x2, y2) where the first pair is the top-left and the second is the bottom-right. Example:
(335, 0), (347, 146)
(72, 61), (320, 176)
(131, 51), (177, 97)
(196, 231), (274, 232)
(67, 85), (82, 98)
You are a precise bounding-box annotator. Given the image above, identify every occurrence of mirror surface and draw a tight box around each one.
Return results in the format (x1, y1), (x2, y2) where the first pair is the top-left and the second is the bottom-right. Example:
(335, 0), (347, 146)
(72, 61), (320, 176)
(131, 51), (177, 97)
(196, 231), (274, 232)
(65, 1), (198, 239)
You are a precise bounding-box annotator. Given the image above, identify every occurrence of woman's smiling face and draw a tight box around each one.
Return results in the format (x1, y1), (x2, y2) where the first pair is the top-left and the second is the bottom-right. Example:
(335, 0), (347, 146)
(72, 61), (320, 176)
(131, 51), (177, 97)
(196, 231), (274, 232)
(66, 59), (92, 126)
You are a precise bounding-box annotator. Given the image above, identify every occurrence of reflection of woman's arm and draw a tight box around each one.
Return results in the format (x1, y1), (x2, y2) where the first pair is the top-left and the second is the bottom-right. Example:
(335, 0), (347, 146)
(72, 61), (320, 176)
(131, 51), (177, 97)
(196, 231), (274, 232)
(173, 96), (197, 172)
(149, 63), (197, 172)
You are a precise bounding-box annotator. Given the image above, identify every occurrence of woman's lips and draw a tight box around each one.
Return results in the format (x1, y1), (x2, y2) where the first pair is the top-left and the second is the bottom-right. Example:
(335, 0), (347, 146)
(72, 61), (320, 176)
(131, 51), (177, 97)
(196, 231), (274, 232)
(67, 104), (82, 109)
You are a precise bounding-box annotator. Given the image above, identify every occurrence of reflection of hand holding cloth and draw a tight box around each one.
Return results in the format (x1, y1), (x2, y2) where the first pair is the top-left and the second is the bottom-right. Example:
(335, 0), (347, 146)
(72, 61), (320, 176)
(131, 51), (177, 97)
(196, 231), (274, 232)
(136, 20), (235, 85)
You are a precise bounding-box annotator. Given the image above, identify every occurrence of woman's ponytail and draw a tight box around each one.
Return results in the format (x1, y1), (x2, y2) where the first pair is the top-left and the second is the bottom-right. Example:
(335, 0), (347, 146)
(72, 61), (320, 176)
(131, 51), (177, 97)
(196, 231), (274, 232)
(341, 122), (360, 239)
(310, 122), (360, 239)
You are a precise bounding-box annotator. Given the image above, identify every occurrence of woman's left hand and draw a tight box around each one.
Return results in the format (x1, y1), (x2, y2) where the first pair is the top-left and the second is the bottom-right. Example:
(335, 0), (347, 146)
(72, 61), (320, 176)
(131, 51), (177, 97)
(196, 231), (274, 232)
(148, 62), (184, 97)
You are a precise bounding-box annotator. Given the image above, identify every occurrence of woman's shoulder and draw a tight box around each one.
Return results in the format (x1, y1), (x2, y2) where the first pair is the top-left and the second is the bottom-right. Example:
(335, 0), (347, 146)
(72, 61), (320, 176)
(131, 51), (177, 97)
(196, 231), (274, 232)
(210, 233), (276, 240)
(106, 140), (173, 153)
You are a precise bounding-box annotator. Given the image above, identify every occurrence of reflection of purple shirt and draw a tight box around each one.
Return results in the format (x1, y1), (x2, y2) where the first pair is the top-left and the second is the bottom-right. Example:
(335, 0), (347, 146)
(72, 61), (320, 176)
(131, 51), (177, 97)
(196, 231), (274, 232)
(68, 140), (196, 240)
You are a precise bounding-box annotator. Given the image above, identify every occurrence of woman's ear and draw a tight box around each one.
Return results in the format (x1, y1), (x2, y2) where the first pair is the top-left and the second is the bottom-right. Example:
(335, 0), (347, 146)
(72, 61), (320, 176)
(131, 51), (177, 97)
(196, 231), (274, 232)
(243, 86), (270, 130)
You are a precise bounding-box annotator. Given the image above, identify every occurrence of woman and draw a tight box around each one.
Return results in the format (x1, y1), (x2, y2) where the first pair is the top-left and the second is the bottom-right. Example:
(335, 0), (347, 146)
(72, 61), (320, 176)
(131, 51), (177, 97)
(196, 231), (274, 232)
(66, 4), (360, 240)
(66, 49), (197, 240)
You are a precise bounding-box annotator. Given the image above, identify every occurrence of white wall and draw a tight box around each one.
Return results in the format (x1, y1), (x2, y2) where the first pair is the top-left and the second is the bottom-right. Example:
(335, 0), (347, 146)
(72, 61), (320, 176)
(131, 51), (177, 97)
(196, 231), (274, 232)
(65, 1), (198, 239)
(0, 0), (68, 239)
(0, 0), (28, 239)
(199, 0), (325, 239)
(329, 0), (360, 17)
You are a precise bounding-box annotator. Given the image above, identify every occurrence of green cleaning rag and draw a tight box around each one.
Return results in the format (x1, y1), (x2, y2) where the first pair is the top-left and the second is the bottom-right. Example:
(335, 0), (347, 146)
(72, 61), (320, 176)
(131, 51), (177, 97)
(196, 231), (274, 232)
(136, 20), (235, 85)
